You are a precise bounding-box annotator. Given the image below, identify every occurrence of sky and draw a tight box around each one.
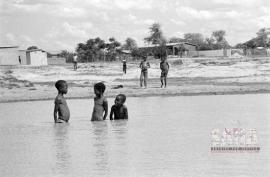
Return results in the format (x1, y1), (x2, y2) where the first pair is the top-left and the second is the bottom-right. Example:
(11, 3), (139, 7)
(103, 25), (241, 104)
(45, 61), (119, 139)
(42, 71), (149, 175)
(1, 0), (270, 52)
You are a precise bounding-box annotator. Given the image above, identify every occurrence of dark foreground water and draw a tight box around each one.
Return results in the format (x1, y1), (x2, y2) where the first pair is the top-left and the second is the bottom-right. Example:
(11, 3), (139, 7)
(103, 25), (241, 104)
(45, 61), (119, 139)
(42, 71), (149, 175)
(0, 94), (269, 177)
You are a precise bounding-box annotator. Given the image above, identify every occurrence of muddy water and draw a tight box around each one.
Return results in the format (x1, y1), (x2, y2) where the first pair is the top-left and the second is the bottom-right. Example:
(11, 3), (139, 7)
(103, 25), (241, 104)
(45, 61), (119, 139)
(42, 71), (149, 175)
(0, 94), (269, 177)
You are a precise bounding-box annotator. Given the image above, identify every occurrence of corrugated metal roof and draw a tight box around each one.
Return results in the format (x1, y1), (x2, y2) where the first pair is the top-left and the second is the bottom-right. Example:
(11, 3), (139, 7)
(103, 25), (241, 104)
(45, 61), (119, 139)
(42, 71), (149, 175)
(0, 46), (19, 49)
(19, 49), (46, 52)
(46, 50), (62, 55)
(166, 42), (197, 46)
(139, 42), (197, 48)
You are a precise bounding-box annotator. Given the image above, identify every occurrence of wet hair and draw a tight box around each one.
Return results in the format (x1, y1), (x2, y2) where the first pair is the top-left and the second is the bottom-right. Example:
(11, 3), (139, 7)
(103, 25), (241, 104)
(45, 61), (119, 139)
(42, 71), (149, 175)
(94, 82), (106, 94)
(55, 80), (67, 91)
(117, 94), (126, 103)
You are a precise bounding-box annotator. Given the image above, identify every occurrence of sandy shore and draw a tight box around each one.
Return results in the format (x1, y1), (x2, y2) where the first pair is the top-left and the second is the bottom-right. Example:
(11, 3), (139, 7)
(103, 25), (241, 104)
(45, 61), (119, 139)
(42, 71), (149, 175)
(1, 57), (270, 103)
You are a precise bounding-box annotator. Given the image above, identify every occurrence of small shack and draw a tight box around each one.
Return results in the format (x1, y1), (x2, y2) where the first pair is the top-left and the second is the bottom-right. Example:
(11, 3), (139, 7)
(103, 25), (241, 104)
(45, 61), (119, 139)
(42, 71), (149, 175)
(47, 51), (66, 65)
(0, 46), (20, 65)
(118, 50), (132, 61)
(139, 42), (197, 58)
(47, 57), (66, 65)
(19, 49), (48, 65)
(166, 42), (197, 57)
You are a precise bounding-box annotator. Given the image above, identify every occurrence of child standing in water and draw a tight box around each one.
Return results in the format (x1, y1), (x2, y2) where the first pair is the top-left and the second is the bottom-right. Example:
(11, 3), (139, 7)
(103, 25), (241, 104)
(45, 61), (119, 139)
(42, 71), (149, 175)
(54, 80), (70, 123)
(91, 82), (108, 121)
(110, 94), (128, 120)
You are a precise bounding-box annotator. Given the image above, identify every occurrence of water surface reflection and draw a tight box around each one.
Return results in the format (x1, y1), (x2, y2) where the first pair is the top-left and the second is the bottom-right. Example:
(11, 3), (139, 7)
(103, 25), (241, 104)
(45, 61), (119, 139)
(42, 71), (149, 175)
(53, 124), (71, 175)
(0, 95), (269, 177)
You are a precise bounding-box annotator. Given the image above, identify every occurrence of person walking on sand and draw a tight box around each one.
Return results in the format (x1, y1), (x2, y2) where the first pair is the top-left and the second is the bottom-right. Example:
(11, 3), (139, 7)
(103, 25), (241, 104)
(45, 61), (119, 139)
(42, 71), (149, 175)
(139, 56), (150, 88)
(122, 58), (127, 74)
(160, 56), (169, 88)
(91, 82), (108, 121)
(73, 54), (78, 70)
(53, 80), (70, 123)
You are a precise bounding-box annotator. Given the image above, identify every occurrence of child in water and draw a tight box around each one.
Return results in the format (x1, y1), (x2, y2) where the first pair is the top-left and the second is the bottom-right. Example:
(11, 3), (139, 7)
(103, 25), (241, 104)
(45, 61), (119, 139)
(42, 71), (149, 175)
(110, 94), (128, 120)
(91, 82), (108, 121)
(54, 80), (70, 123)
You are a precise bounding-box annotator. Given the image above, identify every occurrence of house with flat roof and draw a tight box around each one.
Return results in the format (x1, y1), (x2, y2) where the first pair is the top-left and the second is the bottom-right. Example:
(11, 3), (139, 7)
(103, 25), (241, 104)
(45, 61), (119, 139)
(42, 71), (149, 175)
(139, 42), (197, 57)
(0, 46), (20, 65)
(19, 49), (48, 65)
(47, 51), (66, 65)
(117, 49), (132, 61)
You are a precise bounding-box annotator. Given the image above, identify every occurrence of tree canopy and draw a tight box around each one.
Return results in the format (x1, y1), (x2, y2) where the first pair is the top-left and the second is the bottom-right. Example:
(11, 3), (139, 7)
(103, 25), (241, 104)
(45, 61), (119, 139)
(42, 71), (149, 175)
(144, 23), (166, 45)
(59, 50), (74, 63)
(73, 22), (238, 62)
(168, 37), (184, 43)
(184, 33), (204, 46)
(212, 30), (226, 43)
(236, 28), (270, 48)
(255, 28), (270, 47)
(76, 37), (121, 62)
(211, 30), (229, 48)
(182, 31), (229, 50)
(122, 37), (137, 50)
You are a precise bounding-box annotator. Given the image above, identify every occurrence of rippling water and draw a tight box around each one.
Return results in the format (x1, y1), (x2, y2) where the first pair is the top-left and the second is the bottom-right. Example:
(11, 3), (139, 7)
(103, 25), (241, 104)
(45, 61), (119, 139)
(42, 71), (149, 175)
(0, 94), (270, 177)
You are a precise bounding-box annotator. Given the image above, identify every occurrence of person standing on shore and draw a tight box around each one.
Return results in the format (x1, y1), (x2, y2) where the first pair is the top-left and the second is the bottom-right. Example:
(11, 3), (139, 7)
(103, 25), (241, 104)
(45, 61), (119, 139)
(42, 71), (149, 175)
(18, 56), (21, 65)
(73, 54), (78, 70)
(160, 56), (169, 88)
(139, 56), (150, 88)
(122, 58), (127, 74)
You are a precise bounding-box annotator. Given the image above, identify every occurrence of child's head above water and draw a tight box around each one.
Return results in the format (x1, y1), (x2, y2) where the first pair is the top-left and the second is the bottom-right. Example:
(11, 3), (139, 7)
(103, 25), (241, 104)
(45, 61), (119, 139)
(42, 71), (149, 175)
(115, 94), (126, 106)
(55, 80), (68, 94)
(94, 82), (106, 96)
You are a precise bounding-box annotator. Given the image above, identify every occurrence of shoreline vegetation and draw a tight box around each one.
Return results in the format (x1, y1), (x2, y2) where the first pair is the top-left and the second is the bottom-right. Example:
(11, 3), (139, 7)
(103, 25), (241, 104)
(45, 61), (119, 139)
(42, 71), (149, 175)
(1, 57), (270, 103)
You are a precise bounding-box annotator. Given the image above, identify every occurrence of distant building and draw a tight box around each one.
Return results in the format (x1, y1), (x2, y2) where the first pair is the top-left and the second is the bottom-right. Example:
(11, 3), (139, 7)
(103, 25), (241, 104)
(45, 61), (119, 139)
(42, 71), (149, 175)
(243, 29), (270, 48)
(47, 57), (66, 65)
(47, 51), (66, 65)
(19, 49), (48, 65)
(189, 49), (232, 57)
(118, 50), (132, 61)
(47, 51), (62, 58)
(139, 42), (197, 57)
(0, 46), (20, 65)
(165, 42), (197, 56)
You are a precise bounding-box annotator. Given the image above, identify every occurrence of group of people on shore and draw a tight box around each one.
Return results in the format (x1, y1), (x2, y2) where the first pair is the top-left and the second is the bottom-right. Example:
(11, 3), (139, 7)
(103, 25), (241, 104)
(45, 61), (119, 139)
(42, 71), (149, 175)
(53, 80), (127, 123)
(73, 54), (170, 88)
(123, 55), (170, 88)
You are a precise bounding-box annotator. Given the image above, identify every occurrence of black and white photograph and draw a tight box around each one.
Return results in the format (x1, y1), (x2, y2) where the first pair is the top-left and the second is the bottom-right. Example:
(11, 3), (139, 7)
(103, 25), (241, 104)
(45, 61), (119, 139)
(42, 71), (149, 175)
(0, 0), (269, 176)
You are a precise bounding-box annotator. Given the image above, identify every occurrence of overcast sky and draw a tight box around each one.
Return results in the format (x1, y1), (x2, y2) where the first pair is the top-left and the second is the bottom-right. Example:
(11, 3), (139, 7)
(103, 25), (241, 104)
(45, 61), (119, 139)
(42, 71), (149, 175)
(1, 0), (270, 51)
